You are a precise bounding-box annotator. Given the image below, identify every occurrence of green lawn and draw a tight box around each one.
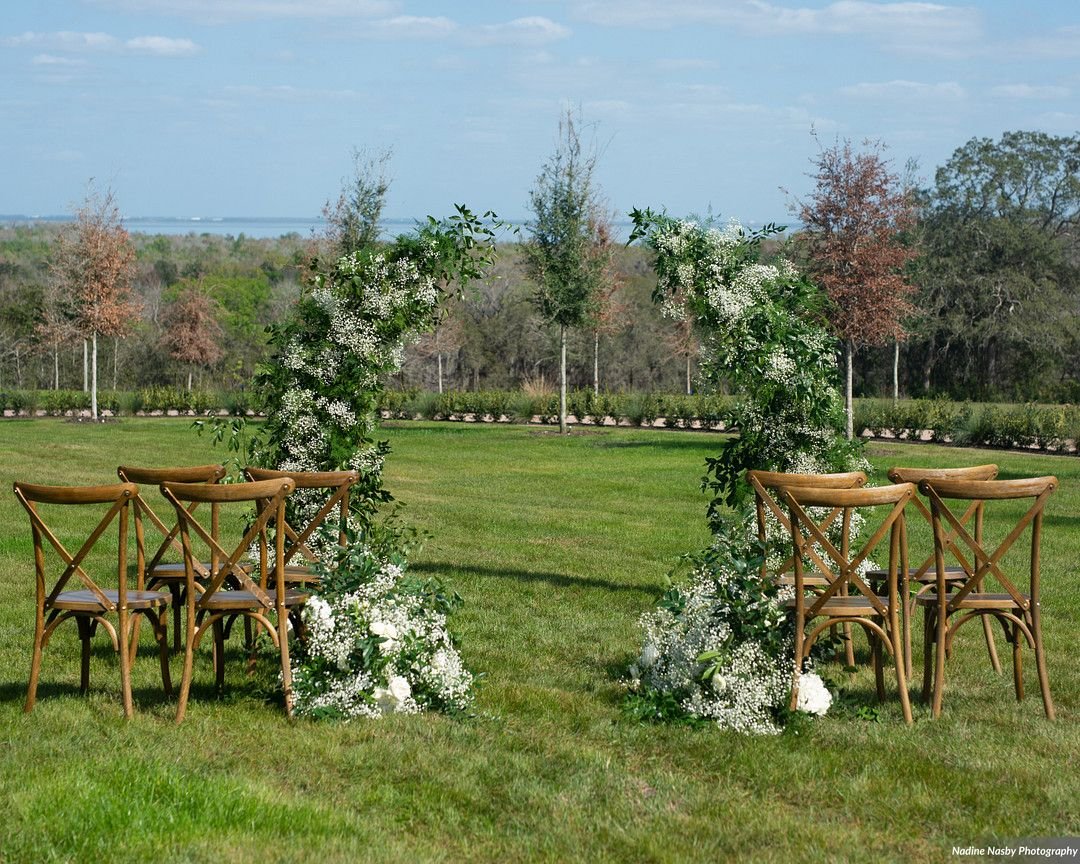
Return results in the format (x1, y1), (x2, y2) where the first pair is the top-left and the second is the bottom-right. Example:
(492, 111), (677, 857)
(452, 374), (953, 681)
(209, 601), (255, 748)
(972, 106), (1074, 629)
(0, 418), (1077, 863)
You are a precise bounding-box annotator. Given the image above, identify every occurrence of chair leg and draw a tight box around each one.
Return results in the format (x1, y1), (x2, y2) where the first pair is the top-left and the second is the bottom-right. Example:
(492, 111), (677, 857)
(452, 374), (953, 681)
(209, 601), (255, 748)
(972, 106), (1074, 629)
(77, 615), (92, 695)
(25, 615), (45, 714)
(981, 612), (1002, 675)
(889, 608), (913, 726)
(921, 606), (935, 705)
(171, 584), (183, 653)
(150, 610), (172, 696)
(1029, 606), (1056, 720)
(213, 618), (226, 692)
(1011, 621), (1024, 702)
(789, 625), (804, 712)
(118, 608), (134, 719)
(870, 627), (885, 702)
(175, 616), (198, 724)
(842, 622), (856, 669)
(932, 608), (948, 719)
(278, 608), (294, 717)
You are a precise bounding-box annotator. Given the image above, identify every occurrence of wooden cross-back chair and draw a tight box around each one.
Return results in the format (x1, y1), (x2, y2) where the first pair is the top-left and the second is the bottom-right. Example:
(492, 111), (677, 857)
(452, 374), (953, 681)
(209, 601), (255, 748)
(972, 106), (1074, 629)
(161, 477), (306, 722)
(117, 464), (226, 652)
(747, 469), (868, 668)
(918, 476), (1056, 720)
(784, 482), (915, 724)
(13, 481), (171, 718)
(243, 467), (359, 588)
(871, 465), (1001, 679)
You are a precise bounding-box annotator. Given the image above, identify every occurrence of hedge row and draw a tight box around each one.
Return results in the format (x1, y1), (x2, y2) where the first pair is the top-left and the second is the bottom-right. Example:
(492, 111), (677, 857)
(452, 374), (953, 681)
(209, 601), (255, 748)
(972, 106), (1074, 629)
(379, 389), (735, 428)
(854, 398), (1080, 453)
(0, 388), (258, 416)
(3, 387), (1078, 454)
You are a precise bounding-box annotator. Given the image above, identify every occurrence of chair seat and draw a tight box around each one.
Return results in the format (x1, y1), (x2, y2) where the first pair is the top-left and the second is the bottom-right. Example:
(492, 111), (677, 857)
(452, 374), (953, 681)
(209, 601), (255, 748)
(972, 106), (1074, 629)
(866, 565), (967, 584)
(784, 595), (887, 616)
(149, 560), (253, 581)
(54, 589), (171, 613)
(915, 592), (1027, 610)
(198, 589), (309, 611)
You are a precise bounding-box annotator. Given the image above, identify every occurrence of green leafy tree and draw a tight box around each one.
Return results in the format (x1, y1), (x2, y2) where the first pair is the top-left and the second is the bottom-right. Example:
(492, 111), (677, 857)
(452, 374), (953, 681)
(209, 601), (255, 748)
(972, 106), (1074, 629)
(523, 111), (611, 433)
(323, 147), (392, 259)
(911, 131), (1080, 399)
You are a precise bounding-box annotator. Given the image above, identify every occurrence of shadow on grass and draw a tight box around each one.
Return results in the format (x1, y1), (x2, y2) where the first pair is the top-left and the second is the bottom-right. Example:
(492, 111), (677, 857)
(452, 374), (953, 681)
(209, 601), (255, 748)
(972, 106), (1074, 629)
(412, 560), (655, 596)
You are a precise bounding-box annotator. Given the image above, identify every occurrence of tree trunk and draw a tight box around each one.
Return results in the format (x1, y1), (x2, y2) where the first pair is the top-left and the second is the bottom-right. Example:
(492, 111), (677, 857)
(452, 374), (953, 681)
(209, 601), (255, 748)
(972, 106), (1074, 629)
(437, 353), (443, 394)
(893, 340), (900, 405)
(922, 334), (935, 394)
(15, 345), (22, 388)
(83, 339), (88, 392)
(559, 324), (567, 435)
(845, 339), (854, 440)
(686, 354), (692, 396)
(53, 344), (59, 390)
(593, 332), (599, 395)
(112, 337), (119, 390)
(187, 368), (193, 391)
(91, 331), (99, 420)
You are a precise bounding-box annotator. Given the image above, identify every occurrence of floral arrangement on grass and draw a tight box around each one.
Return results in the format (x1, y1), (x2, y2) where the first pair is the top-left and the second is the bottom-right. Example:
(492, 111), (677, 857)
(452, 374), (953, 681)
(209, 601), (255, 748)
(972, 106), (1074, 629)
(625, 211), (862, 733)
(291, 534), (473, 720)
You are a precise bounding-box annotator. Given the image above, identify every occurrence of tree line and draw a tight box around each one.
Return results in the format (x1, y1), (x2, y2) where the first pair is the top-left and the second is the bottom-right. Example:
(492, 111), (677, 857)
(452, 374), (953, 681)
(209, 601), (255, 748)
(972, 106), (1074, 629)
(0, 129), (1076, 412)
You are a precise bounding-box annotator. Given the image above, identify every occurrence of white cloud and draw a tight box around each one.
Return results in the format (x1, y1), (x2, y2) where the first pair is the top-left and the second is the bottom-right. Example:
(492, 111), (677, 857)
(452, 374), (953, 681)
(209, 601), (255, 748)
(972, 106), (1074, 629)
(839, 79), (966, 100)
(3, 31), (120, 50)
(31, 53), (86, 66)
(365, 16), (458, 40)
(126, 35), (200, 55)
(4, 30), (199, 57)
(84, 0), (395, 22)
(990, 83), (1070, 100)
(472, 16), (571, 46)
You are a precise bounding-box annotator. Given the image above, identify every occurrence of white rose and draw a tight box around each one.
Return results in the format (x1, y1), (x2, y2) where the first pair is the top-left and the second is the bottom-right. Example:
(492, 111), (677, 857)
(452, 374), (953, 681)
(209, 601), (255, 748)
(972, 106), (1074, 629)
(795, 672), (832, 716)
(373, 675), (412, 715)
(370, 619), (400, 652)
(711, 674), (728, 694)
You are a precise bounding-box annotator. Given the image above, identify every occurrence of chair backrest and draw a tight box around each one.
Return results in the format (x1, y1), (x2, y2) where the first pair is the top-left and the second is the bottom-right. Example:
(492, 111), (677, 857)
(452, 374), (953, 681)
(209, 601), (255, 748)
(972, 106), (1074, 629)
(243, 467), (358, 566)
(887, 464), (998, 579)
(160, 477), (295, 610)
(746, 469), (868, 581)
(919, 476), (1056, 612)
(13, 481), (138, 611)
(117, 464), (226, 579)
(783, 483), (916, 618)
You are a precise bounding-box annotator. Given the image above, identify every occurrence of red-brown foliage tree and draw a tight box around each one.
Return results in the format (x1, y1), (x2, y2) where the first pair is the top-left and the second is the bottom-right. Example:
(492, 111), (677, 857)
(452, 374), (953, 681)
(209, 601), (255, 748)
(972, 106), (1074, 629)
(162, 283), (225, 390)
(53, 185), (140, 418)
(797, 137), (918, 437)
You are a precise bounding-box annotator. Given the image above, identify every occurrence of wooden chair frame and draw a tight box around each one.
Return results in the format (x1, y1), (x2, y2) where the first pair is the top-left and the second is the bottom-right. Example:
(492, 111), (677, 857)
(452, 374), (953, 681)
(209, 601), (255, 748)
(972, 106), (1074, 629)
(880, 465), (1001, 678)
(117, 464), (226, 652)
(785, 482), (915, 724)
(919, 476), (1056, 720)
(161, 477), (302, 722)
(243, 467), (359, 587)
(748, 469), (867, 668)
(13, 481), (171, 717)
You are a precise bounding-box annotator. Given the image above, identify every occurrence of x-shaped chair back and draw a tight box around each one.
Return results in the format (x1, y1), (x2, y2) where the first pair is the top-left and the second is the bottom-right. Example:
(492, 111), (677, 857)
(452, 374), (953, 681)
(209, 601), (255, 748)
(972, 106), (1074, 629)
(887, 464), (997, 580)
(244, 467), (358, 570)
(117, 464), (226, 581)
(747, 469), (867, 582)
(920, 476), (1055, 615)
(14, 481), (137, 614)
(160, 477), (295, 611)
(783, 483), (915, 619)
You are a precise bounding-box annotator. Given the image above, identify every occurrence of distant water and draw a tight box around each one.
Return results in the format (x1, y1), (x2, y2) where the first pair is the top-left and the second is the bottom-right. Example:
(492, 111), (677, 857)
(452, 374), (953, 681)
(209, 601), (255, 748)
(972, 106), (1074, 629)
(0, 214), (638, 241)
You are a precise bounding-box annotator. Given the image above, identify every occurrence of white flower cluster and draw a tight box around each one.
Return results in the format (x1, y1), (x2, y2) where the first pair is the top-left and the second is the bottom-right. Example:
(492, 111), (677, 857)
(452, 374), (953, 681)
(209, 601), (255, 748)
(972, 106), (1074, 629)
(632, 564), (791, 735)
(292, 558), (473, 720)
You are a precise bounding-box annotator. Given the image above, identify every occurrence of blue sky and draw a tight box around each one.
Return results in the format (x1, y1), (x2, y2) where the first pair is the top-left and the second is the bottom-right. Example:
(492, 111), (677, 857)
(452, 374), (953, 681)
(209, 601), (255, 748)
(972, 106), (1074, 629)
(3, 1), (1078, 224)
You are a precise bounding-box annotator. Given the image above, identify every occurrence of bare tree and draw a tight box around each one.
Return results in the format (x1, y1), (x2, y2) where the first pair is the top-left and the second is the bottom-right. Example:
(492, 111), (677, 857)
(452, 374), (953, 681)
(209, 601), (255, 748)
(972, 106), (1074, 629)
(796, 136), (918, 437)
(53, 184), (140, 419)
(586, 213), (627, 394)
(34, 283), (79, 390)
(161, 283), (225, 390)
